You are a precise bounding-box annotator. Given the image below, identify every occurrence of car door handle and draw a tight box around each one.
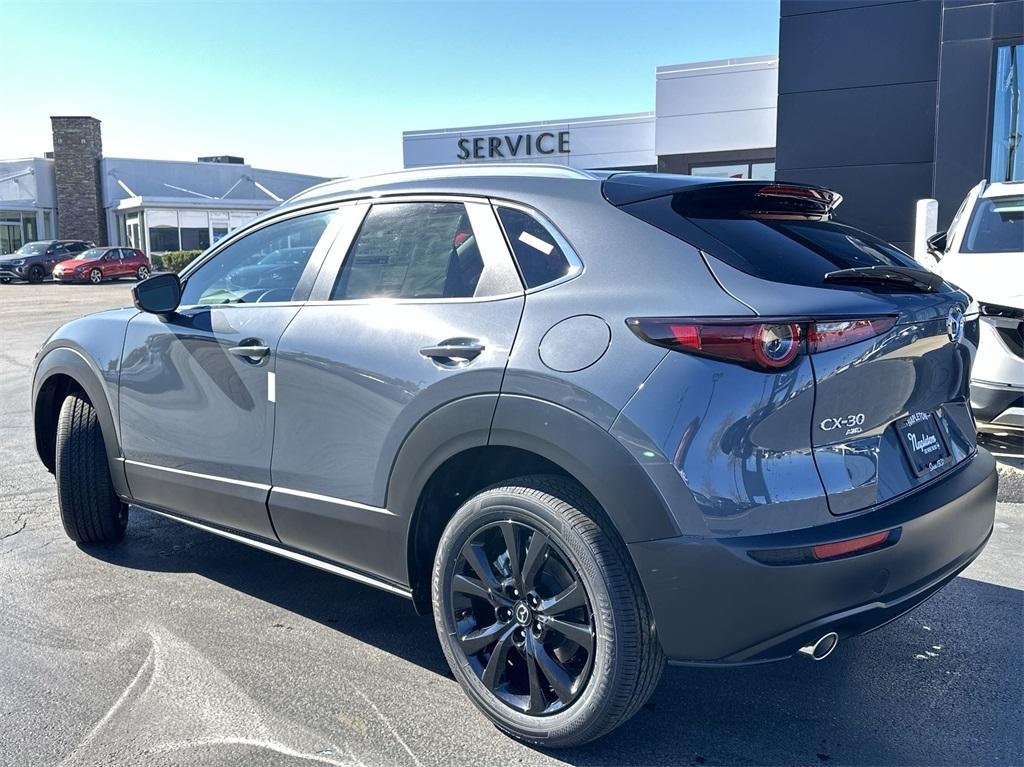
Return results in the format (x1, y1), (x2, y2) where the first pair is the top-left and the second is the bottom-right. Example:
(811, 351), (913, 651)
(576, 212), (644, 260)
(229, 341), (271, 363)
(420, 339), (485, 364)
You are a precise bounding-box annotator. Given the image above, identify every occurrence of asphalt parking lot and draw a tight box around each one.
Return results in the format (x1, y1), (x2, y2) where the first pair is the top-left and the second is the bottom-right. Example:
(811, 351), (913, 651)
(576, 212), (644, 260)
(1, 282), (1022, 767)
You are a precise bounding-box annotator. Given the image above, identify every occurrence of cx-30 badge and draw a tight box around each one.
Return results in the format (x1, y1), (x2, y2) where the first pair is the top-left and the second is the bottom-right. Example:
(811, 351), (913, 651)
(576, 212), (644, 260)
(946, 305), (965, 343)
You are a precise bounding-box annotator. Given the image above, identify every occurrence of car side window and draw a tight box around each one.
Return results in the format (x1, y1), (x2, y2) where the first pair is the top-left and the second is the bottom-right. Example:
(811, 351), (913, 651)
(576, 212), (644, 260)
(331, 202), (484, 300)
(179, 210), (333, 306)
(495, 206), (576, 289)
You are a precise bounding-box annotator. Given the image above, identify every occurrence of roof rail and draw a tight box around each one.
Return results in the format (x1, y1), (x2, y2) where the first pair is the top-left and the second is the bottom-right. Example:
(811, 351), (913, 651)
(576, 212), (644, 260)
(287, 163), (597, 203)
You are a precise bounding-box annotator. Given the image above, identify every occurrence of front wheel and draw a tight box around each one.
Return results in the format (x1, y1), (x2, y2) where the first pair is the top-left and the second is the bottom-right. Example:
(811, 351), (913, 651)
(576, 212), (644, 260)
(27, 264), (45, 283)
(136, 265), (150, 280)
(55, 392), (128, 543)
(88, 268), (103, 284)
(432, 475), (663, 747)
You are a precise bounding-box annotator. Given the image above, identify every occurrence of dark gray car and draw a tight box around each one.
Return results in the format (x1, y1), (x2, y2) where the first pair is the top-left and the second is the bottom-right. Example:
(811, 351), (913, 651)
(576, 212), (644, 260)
(31, 166), (997, 746)
(0, 239), (92, 283)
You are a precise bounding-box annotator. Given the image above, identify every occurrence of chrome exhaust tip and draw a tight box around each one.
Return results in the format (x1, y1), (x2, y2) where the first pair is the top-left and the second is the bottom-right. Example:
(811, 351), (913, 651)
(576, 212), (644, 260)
(798, 632), (839, 661)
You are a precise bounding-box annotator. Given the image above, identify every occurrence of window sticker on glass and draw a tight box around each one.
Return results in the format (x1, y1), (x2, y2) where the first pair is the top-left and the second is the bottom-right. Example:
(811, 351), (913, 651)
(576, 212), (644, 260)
(497, 207), (574, 288)
(518, 230), (554, 256)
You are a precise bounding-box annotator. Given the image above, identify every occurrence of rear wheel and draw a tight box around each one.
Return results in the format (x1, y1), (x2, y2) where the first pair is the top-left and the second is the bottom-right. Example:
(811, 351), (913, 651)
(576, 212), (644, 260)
(55, 392), (127, 543)
(136, 265), (150, 280)
(88, 268), (103, 284)
(27, 264), (45, 283)
(432, 475), (663, 747)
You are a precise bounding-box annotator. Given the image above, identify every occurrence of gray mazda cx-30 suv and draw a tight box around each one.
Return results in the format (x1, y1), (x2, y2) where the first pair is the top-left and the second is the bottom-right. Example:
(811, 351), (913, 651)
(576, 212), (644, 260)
(32, 165), (997, 746)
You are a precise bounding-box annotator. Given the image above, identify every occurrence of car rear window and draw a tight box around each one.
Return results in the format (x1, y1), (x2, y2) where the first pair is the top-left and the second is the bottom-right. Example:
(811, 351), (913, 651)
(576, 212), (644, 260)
(622, 193), (920, 288)
(962, 196), (1024, 254)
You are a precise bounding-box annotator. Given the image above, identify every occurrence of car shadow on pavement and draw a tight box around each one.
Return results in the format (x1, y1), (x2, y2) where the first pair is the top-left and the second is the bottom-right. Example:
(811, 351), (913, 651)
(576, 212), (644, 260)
(84, 509), (1023, 767)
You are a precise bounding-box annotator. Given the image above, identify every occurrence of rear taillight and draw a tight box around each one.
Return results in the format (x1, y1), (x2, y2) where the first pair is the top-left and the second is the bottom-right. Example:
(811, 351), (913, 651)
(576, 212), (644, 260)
(806, 317), (896, 353)
(627, 316), (895, 370)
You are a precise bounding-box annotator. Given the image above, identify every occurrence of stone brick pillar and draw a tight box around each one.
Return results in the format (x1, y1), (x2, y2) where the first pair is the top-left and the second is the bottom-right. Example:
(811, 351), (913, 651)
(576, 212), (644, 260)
(51, 116), (107, 245)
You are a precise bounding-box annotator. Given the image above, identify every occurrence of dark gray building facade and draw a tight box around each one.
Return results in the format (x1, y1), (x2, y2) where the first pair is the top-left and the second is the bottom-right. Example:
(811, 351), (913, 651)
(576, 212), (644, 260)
(776, 0), (1024, 251)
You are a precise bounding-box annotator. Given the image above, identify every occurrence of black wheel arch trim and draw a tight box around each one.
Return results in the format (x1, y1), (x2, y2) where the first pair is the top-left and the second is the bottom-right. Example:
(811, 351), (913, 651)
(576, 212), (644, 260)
(32, 345), (130, 499)
(487, 395), (682, 544)
(388, 393), (682, 595)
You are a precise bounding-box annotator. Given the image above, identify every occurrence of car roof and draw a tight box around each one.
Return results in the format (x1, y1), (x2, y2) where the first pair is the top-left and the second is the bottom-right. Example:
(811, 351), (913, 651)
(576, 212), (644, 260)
(982, 180), (1024, 198)
(280, 164), (769, 218)
(288, 164), (599, 202)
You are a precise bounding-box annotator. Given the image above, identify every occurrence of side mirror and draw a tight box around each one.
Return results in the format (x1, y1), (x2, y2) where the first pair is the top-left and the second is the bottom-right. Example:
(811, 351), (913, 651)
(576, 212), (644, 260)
(926, 230), (947, 257)
(132, 272), (181, 315)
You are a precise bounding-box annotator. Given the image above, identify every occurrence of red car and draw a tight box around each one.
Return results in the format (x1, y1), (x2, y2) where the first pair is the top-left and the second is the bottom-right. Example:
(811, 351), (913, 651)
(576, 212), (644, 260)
(52, 247), (151, 284)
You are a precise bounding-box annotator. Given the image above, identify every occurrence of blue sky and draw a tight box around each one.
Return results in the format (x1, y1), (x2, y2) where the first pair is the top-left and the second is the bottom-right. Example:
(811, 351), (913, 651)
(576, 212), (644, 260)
(2, 0), (780, 176)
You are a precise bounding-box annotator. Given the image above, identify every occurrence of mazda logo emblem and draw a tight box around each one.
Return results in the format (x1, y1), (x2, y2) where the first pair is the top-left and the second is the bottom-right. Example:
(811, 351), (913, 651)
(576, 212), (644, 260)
(946, 305), (965, 344)
(514, 602), (531, 625)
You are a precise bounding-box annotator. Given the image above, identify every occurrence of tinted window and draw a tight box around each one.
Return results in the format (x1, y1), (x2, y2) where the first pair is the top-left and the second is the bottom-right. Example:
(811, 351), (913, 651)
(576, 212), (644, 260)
(180, 210), (332, 305)
(332, 203), (483, 300)
(67, 242), (88, 253)
(962, 196), (1024, 254)
(496, 207), (574, 288)
(623, 194), (919, 288)
(16, 242), (48, 255)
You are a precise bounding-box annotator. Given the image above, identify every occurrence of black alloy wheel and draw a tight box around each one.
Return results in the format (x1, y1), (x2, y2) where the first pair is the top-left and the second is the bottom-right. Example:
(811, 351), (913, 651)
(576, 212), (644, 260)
(433, 476), (664, 747)
(450, 519), (595, 716)
(27, 264), (45, 283)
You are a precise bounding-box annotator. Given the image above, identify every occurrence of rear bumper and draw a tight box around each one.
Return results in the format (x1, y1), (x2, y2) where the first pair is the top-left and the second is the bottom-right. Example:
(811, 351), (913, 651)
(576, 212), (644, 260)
(629, 448), (997, 664)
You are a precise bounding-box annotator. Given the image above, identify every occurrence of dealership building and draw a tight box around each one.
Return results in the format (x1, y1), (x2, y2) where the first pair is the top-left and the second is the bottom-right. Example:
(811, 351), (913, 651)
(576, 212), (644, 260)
(404, 55), (779, 180)
(405, 0), (1022, 252)
(2, 0), (1020, 257)
(0, 117), (326, 256)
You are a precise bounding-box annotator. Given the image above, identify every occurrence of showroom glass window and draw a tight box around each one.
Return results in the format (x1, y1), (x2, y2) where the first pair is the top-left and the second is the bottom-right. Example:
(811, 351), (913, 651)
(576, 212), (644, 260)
(179, 210), (333, 305)
(147, 210), (181, 252)
(991, 44), (1023, 182)
(332, 203), (484, 300)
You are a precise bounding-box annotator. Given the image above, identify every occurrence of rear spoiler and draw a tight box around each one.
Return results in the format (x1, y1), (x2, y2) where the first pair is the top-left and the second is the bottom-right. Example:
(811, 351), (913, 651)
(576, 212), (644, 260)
(602, 174), (842, 221)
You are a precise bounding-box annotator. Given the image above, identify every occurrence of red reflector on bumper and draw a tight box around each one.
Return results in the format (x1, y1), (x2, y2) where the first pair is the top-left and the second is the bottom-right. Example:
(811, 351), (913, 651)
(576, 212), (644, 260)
(812, 530), (892, 561)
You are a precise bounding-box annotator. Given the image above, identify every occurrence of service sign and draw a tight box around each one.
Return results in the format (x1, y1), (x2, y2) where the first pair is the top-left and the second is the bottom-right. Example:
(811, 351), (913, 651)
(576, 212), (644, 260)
(456, 131), (570, 161)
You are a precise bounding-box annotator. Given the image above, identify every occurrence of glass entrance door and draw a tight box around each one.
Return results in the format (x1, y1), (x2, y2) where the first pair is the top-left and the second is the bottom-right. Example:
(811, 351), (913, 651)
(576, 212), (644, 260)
(0, 221), (22, 255)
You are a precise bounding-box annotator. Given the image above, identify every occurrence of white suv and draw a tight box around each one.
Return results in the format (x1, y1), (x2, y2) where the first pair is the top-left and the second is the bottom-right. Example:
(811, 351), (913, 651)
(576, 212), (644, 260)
(926, 180), (1023, 435)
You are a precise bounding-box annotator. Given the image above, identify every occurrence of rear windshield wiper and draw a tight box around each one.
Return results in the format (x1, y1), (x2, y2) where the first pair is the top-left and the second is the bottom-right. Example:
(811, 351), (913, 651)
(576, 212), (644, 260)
(823, 266), (943, 293)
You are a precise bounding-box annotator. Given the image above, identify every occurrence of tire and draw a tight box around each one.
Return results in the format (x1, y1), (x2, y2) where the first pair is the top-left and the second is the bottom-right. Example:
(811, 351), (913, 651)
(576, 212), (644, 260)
(88, 268), (103, 284)
(55, 392), (128, 543)
(27, 264), (45, 283)
(432, 475), (663, 747)
(136, 265), (150, 280)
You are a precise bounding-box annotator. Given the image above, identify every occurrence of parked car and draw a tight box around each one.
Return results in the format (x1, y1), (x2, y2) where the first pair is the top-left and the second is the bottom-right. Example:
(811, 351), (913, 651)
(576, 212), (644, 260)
(52, 246), (151, 284)
(925, 180), (1023, 434)
(0, 239), (92, 283)
(31, 166), (996, 747)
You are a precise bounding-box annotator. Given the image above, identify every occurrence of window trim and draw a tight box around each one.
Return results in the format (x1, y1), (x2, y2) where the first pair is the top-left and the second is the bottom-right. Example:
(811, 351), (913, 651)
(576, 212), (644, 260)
(174, 202), (347, 309)
(491, 199), (584, 293)
(308, 195), (525, 304)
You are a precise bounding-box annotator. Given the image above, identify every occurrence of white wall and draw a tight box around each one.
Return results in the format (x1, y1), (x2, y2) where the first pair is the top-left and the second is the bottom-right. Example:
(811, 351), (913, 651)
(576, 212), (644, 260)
(655, 56), (778, 157)
(0, 158), (56, 207)
(403, 112), (656, 170)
